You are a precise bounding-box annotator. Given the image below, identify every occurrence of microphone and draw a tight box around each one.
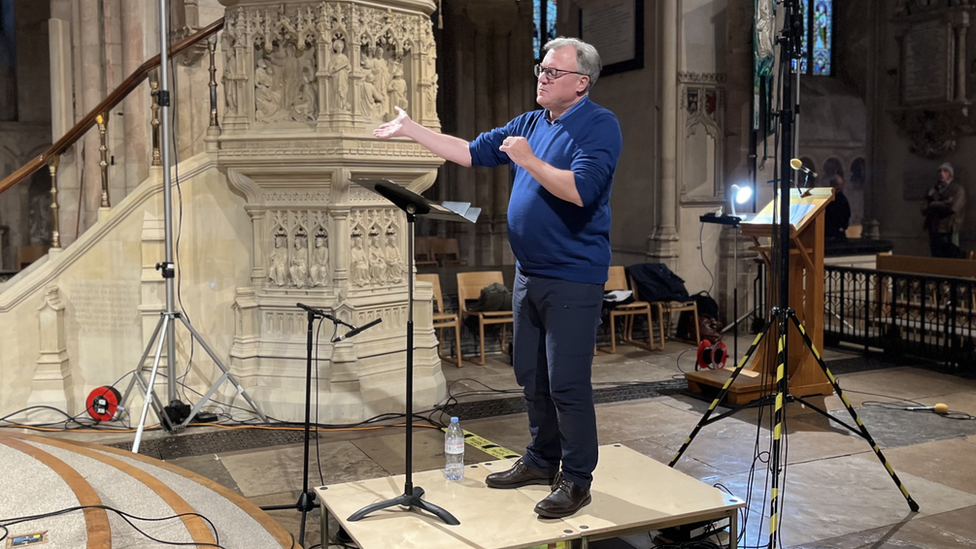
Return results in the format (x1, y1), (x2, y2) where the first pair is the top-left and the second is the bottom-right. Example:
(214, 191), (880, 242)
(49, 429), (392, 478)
(296, 302), (350, 326)
(790, 158), (818, 178)
(335, 318), (383, 342)
(905, 403), (949, 414)
(296, 302), (325, 315)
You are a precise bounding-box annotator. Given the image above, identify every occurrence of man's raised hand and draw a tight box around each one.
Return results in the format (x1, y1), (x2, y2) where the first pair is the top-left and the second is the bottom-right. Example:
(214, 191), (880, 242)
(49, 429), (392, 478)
(373, 106), (411, 139)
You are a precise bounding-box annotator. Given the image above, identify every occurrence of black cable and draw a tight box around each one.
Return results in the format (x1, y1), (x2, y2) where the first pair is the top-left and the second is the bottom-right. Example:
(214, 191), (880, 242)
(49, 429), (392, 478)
(0, 505), (225, 548)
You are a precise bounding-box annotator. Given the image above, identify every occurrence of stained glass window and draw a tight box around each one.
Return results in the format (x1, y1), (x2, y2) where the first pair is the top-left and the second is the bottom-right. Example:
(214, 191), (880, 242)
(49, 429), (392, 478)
(791, 0), (831, 76)
(533, 0), (558, 60)
(811, 0), (832, 75)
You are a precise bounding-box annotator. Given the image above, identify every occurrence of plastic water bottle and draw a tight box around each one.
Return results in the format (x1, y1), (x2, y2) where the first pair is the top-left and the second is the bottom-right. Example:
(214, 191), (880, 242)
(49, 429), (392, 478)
(445, 417), (465, 480)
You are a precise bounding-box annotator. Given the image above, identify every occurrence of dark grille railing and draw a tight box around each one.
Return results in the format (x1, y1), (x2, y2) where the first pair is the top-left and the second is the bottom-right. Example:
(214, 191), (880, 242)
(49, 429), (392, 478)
(824, 265), (976, 369)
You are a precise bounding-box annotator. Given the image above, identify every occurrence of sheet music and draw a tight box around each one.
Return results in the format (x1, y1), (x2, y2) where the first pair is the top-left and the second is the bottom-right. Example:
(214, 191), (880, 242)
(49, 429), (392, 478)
(442, 201), (481, 223)
(751, 203), (814, 226)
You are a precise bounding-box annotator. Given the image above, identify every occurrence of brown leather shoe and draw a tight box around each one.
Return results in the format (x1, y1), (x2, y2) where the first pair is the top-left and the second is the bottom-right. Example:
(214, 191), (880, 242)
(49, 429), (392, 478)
(534, 473), (591, 518)
(485, 458), (555, 489)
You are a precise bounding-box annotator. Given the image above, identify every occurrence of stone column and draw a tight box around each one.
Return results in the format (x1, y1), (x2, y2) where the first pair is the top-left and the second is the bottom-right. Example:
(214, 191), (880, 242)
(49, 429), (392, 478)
(474, 27), (493, 266)
(648, 0), (679, 266)
(79, 0), (105, 234)
(863, 0), (883, 240)
(121, 0), (150, 193)
(492, 30), (510, 266)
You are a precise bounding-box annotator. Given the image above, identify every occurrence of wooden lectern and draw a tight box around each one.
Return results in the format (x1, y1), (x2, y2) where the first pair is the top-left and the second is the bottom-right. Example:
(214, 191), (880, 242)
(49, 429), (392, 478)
(685, 188), (835, 404)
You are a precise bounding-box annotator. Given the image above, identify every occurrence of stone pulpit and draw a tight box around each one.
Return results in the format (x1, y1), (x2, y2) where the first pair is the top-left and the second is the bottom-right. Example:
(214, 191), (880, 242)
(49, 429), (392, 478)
(215, 0), (446, 422)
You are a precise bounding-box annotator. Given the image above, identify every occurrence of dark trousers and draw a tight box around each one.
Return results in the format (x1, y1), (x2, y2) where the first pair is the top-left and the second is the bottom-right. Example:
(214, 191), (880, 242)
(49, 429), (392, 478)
(512, 267), (604, 490)
(929, 232), (962, 258)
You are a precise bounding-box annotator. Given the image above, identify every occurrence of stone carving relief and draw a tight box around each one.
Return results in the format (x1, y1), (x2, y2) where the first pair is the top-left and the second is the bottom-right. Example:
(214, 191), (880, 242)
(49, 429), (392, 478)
(221, 2), (440, 128)
(267, 210), (331, 289)
(679, 73), (726, 202)
(309, 212), (330, 287)
(269, 229), (288, 286)
(349, 209), (404, 287)
(327, 37), (351, 111)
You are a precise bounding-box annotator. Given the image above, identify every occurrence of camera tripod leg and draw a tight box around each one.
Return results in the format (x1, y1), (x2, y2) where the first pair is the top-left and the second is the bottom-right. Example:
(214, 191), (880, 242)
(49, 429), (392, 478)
(118, 315), (172, 430)
(175, 314), (268, 427)
(768, 314), (790, 549)
(669, 318), (773, 467)
(788, 312), (919, 512)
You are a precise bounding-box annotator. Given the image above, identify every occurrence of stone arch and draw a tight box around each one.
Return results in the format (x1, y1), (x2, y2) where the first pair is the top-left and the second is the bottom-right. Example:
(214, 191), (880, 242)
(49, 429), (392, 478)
(823, 157), (844, 180)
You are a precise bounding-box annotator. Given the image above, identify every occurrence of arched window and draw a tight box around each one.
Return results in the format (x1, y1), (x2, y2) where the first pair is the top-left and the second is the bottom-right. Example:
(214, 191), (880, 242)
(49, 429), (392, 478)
(793, 0), (832, 76)
(823, 158), (843, 180)
(534, 0), (558, 61)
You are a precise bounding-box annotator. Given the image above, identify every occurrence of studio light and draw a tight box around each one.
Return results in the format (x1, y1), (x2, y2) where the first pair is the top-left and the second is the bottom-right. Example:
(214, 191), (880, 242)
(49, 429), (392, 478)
(730, 184), (753, 217)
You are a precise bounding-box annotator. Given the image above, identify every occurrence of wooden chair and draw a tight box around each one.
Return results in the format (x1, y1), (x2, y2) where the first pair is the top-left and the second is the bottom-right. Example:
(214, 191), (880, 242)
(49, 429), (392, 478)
(654, 300), (700, 344)
(598, 266), (659, 353)
(456, 271), (513, 365)
(433, 238), (467, 267)
(630, 277), (701, 345)
(417, 273), (463, 367)
(17, 245), (50, 270)
(414, 237), (439, 268)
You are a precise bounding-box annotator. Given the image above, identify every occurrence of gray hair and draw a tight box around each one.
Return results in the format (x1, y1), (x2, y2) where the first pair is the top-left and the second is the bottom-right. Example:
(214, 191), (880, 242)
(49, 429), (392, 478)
(543, 37), (602, 91)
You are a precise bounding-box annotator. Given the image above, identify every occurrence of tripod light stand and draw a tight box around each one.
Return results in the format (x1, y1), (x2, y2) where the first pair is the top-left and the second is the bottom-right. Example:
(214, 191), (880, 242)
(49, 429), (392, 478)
(345, 179), (479, 527)
(673, 3), (918, 548)
(258, 303), (380, 547)
(120, 0), (266, 453)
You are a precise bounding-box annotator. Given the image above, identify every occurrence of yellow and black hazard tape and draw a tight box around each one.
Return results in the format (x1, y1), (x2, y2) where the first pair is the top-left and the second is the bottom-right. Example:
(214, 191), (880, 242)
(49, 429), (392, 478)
(441, 426), (521, 460)
(462, 429), (521, 460)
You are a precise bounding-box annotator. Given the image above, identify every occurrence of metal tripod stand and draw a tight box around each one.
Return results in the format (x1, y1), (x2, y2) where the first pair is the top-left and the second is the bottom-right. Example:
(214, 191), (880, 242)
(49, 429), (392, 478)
(671, 2), (917, 548)
(120, 0), (266, 453)
(670, 307), (919, 547)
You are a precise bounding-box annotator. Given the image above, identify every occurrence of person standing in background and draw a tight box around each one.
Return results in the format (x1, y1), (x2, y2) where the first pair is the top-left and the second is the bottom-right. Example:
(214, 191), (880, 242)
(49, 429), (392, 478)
(922, 162), (966, 258)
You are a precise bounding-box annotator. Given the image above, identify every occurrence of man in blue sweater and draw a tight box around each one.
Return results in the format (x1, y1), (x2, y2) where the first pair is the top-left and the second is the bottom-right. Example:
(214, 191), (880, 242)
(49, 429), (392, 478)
(374, 37), (622, 518)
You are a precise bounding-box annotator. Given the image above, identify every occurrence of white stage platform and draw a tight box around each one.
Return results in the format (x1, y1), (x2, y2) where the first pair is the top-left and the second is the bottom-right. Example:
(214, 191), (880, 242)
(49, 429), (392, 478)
(316, 443), (744, 549)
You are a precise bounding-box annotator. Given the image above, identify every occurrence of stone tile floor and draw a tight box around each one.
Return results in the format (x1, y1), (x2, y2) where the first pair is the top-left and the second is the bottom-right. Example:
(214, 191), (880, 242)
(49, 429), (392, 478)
(47, 338), (976, 548)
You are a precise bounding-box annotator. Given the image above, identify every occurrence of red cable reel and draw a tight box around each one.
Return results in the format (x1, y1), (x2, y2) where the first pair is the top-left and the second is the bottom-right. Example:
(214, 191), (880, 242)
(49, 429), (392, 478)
(695, 339), (728, 371)
(86, 386), (122, 422)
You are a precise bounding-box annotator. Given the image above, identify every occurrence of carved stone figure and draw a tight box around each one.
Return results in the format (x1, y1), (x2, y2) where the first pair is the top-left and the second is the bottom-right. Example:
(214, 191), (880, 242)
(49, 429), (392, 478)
(291, 65), (317, 122)
(309, 233), (329, 287)
(384, 231), (404, 283)
(425, 72), (438, 114)
(222, 47), (238, 116)
(371, 47), (391, 116)
(360, 72), (385, 120)
(290, 236), (308, 288)
(387, 63), (408, 120)
(351, 234), (370, 287)
(269, 234), (287, 286)
(255, 59), (285, 123)
(327, 39), (351, 111)
(368, 232), (387, 283)
(269, 43), (300, 110)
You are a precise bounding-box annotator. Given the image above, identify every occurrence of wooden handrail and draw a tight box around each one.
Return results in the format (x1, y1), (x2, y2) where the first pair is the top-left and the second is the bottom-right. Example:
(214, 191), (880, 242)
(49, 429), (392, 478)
(0, 17), (225, 196)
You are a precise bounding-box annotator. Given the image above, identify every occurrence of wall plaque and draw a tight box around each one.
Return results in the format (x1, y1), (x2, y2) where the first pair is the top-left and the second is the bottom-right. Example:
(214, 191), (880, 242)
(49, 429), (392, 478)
(902, 19), (952, 104)
(579, 0), (644, 76)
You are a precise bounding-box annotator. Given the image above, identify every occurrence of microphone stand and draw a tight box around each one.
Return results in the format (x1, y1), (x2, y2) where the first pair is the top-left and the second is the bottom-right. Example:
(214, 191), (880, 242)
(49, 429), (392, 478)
(259, 302), (380, 547)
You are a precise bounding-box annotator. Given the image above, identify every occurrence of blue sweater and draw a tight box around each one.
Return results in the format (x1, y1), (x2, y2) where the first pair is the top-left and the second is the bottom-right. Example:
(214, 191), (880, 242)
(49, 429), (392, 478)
(469, 97), (622, 285)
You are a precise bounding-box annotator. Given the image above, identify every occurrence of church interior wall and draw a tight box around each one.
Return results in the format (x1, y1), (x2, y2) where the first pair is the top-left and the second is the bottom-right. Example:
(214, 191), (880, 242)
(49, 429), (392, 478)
(870, 0), (976, 257)
(559, 0), (661, 268)
(0, 0), (51, 270)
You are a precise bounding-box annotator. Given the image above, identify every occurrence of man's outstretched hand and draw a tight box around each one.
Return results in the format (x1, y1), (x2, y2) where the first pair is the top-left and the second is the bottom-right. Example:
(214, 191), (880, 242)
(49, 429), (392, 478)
(373, 106), (411, 139)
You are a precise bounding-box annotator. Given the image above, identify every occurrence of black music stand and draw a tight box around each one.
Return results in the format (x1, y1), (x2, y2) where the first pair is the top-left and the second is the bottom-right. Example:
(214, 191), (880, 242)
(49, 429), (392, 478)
(346, 179), (480, 526)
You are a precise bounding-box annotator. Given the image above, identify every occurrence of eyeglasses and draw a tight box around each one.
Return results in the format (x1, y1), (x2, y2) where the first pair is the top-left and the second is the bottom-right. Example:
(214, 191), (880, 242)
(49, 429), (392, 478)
(534, 64), (586, 81)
